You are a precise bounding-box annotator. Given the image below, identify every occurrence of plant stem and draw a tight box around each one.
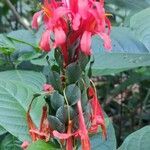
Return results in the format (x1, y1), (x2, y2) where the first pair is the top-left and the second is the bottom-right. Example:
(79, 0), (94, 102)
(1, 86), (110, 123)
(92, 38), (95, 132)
(4, 0), (31, 30)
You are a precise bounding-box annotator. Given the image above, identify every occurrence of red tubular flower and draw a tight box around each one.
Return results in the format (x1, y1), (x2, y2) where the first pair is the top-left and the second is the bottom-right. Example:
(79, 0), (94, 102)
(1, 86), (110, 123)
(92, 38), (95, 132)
(69, 0), (112, 54)
(28, 106), (52, 141)
(76, 100), (91, 150)
(22, 106), (52, 149)
(53, 120), (74, 150)
(88, 87), (107, 139)
(39, 30), (51, 51)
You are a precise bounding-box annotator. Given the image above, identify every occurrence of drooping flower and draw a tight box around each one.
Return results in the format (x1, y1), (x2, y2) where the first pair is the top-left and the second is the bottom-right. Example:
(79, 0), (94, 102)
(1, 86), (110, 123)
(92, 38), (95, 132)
(22, 106), (52, 149)
(76, 100), (91, 150)
(88, 87), (107, 139)
(53, 120), (74, 150)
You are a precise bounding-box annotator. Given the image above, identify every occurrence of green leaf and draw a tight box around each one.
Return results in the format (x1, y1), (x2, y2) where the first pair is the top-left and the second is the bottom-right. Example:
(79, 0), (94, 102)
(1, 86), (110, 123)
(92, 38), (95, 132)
(81, 89), (88, 109)
(0, 125), (7, 135)
(56, 105), (76, 124)
(66, 62), (82, 84)
(51, 91), (64, 110)
(106, 0), (149, 13)
(0, 34), (15, 54)
(7, 30), (37, 48)
(91, 27), (150, 76)
(130, 7), (150, 50)
(65, 84), (81, 105)
(118, 126), (150, 150)
(78, 52), (90, 70)
(48, 116), (65, 132)
(0, 80), (40, 141)
(0, 134), (22, 150)
(0, 71), (46, 141)
(0, 70), (46, 92)
(27, 140), (60, 150)
(49, 70), (62, 92)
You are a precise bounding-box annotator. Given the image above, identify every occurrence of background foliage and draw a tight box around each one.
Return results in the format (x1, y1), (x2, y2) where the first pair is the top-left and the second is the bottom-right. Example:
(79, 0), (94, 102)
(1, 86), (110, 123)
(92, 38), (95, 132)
(0, 0), (150, 149)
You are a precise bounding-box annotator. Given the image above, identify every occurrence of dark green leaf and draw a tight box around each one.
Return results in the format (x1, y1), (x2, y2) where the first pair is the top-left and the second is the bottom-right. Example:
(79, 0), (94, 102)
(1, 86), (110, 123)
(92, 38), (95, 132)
(81, 89), (88, 109)
(65, 84), (81, 105)
(0, 134), (22, 150)
(54, 48), (64, 68)
(66, 62), (82, 84)
(0, 125), (7, 135)
(49, 70), (62, 92)
(56, 105), (76, 124)
(78, 52), (90, 70)
(51, 91), (64, 110)
(48, 116), (65, 132)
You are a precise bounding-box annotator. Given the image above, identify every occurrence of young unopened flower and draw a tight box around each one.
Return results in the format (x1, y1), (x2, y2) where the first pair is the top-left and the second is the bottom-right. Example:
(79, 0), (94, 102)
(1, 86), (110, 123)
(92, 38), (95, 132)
(21, 141), (29, 150)
(43, 84), (54, 93)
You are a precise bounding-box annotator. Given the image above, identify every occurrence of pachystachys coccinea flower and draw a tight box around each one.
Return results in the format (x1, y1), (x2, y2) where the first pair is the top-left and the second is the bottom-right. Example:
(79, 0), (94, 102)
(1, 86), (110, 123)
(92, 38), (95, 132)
(23, 0), (112, 150)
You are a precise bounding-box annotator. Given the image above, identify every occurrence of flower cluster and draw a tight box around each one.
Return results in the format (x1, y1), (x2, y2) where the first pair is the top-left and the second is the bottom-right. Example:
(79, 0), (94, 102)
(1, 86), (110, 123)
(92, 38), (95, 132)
(32, 0), (111, 65)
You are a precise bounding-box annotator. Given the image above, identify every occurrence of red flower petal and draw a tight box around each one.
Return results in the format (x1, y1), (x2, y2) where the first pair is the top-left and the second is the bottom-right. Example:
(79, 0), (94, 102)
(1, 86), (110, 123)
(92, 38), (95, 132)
(32, 11), (42, 29)
(80, 31), (92, 55)
(98, 32), (112, 50)
(88, 87), (107, 139)
(39, 30), (51, 52)
(76, 100), (91, 150)
(53, 130), (73, 139)
(54, 27), (66, 47)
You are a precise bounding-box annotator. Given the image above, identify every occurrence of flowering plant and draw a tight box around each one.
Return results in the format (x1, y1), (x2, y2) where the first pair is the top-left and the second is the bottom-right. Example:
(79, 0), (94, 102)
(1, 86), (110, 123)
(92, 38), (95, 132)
(22, 0), (111, 149)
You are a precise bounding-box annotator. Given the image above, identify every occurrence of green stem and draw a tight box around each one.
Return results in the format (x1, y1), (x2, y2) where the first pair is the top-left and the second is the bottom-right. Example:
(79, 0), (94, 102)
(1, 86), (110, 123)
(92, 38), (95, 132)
(63, 89), (71, 121)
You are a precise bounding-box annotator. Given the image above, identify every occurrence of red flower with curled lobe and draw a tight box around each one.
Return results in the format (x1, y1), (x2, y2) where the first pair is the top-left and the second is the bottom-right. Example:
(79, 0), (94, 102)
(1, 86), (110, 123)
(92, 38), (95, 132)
(88, 87), (107, 139)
